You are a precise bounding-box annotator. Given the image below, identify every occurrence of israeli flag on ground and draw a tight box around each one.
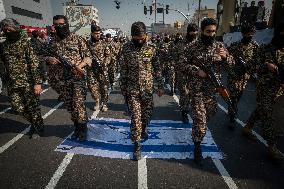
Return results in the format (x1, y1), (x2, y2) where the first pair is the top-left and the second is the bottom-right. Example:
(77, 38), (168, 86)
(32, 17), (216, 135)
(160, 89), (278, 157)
(55, 118), (223, 159)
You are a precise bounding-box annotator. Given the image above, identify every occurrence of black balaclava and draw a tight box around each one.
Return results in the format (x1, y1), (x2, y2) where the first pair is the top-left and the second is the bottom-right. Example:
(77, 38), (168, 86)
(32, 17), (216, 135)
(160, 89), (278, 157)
(55, 23), (70, 39)
(5, 30), (21, 42)
(131, 21), (147, 48)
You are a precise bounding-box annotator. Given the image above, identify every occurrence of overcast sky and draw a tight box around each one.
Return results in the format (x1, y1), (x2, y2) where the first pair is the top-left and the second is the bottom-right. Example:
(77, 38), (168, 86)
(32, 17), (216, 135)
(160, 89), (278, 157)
(50, 0), (273, 34)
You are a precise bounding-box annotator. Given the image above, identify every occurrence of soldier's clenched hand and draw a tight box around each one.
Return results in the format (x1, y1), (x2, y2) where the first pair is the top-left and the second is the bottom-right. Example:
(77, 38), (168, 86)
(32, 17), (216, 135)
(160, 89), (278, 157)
(34, 84), (42, 95)
(46, 57), (60, 65)
(266, 63), (278, 72)
(216, 47), (227, 60)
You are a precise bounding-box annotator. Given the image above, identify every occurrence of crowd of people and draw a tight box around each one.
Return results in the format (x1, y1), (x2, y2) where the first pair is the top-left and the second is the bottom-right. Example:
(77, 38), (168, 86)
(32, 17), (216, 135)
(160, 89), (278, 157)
(0, 15), (283, 164)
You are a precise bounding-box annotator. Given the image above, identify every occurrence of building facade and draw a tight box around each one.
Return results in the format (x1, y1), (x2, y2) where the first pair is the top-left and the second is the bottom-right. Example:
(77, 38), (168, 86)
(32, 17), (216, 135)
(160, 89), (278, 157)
(0, 0), (53, 28)
(63, 2), (99, 37)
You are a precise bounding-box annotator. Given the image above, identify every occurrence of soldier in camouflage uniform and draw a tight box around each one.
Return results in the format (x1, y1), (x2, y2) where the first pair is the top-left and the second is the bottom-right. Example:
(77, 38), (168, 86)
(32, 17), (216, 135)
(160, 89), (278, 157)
(171, 24), (199, 123)
(226, 24), (259, 128)
(182, 18), (235, 164)
(113, 36), (122, 73)
(120, 22), (164, 160)
(86, 25), (109, 112)
(243, 22), (284, 161)
(0, 19), (44, 138)
(46, 15), (92, 142)
(105, 33), (116, 89)
(30, 30), (48, 83)
(158, 34), (174, 94)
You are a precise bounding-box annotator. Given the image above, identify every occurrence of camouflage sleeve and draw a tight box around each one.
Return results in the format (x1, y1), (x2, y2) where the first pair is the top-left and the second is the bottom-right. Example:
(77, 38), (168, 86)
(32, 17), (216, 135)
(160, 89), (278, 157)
(26, 41), (42, 85)
(119, 46), (128, 94)
(79, 37), (91, 59)
(255, 45), (267, 73)
(152, 48), (164, 90)
(247, 44), (260, 75)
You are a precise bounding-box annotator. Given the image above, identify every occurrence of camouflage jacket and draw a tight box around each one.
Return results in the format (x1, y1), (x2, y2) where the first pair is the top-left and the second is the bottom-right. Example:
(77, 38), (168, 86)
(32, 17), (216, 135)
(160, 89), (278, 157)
(104, 41), (115, 64)
(171, 38), (197, 73)
(87, 39), (109, 73)
(0, 33), (42, 88)
(158, 41), (172, 63)
(257, 44), (284, 87)
(227, 40), (259, 79)
(119, 41), (163, 95)
(182, 39), (235, 94)
(48, 33), (91, 75)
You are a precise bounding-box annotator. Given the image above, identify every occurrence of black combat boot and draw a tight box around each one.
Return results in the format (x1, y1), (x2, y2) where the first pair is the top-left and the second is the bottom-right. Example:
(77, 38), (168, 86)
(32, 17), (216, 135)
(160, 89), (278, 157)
(71, 121), (80, 140)
(133, 141), (141, 161)
(228, 114), (236, 130)
(141, 124), (149, 140)
(28, 123), (44, 139)
(194, 142), (203, 165)
(78, 123), (88, 142)
(181, 110), (189, 124)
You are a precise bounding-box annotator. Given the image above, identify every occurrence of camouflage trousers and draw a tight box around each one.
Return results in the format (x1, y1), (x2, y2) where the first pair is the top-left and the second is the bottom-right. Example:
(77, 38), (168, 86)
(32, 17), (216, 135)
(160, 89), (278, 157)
(176, 72), (191, 112)
(87, 69), (109, 104)
(127, 92), (153, 142)
(47, 64), (65, 96)
(8, 87), (43, 130)
(227, 74), (250, 119)
(165, 64), (175, 90)
(63, 77), (88, 123)
(246, 83), (283, 145)
(108, 61), (116, 86)
(191, 92), (217, 142)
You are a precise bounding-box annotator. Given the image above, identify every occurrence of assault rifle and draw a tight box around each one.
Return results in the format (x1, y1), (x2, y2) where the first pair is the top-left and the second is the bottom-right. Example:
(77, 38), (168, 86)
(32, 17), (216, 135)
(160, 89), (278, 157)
(43, 47), (85, 79)
(235, 56), (248, 75)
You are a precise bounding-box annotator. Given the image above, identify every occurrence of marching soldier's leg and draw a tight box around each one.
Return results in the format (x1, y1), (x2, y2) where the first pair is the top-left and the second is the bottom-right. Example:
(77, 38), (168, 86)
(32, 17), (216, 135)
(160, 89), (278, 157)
(191, 93), (208, 165)
(178, 80), (190, 123)
(141, 93), (154, 140)
(128, 94), (142, 161)
(25, 88), (44, 138)
(70, 80), (88, 142)
(87, 73), (100, 111)
(99, 73), (109, 112)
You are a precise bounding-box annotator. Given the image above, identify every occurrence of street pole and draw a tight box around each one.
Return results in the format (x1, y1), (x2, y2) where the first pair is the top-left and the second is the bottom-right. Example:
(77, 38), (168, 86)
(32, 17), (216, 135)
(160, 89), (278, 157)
(155, 0), (157, 23)
(198, 0), (201, 27)
(163, 7), (165, 24)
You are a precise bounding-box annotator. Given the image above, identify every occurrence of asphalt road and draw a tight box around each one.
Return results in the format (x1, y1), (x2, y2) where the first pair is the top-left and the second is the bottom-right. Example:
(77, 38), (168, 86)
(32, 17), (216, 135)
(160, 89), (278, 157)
(0, 79), (283, 189)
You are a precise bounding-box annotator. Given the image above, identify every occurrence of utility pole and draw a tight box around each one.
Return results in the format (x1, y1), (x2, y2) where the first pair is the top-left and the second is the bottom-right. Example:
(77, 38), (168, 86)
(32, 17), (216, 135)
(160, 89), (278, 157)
(155, 0), (157, 23)
(198, 0), (201, 27)
(162, 6), (165, 24)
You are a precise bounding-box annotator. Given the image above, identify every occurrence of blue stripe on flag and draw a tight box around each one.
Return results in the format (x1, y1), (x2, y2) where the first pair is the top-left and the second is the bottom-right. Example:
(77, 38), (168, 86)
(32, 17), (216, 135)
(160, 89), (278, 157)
(62, 139), (219, 153)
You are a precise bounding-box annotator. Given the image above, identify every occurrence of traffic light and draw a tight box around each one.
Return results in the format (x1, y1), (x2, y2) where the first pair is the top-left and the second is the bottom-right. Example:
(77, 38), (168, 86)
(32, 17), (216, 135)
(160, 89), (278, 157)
(144, 6), (147, 15)
(149, 6), (153, 15)
(166, 5), (169, 14)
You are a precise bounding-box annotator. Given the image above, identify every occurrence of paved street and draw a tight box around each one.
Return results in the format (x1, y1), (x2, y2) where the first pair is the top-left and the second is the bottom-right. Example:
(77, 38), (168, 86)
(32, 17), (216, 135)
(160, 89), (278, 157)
(0, 80), (283, 189)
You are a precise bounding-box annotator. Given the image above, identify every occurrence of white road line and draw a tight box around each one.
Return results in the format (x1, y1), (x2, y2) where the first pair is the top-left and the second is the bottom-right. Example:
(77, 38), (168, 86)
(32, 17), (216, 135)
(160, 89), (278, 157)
(217, 103), (268, 147)
(138, 158), (148, 189)
(166, 85), (238, 189)
(212, 159), (238, 189)
(45, 75), (121, 189)
(0, 101), (63, 154)
(45, 153), (74, 189)
(0, 88), (50, 115)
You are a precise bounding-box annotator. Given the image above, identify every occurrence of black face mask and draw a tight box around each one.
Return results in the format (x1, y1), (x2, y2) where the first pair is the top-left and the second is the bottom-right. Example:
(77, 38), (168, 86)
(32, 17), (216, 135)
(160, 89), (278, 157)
(55, 24), (70, 39)
(132, 39), (145, 48)
(5, 31), (21, 42)
(201, 34), (215, 46)
(91, 35), (99, 43)
(186, 34), (197, 42)
(164, 37), (170, 43)
(241, 36), (253, 44)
